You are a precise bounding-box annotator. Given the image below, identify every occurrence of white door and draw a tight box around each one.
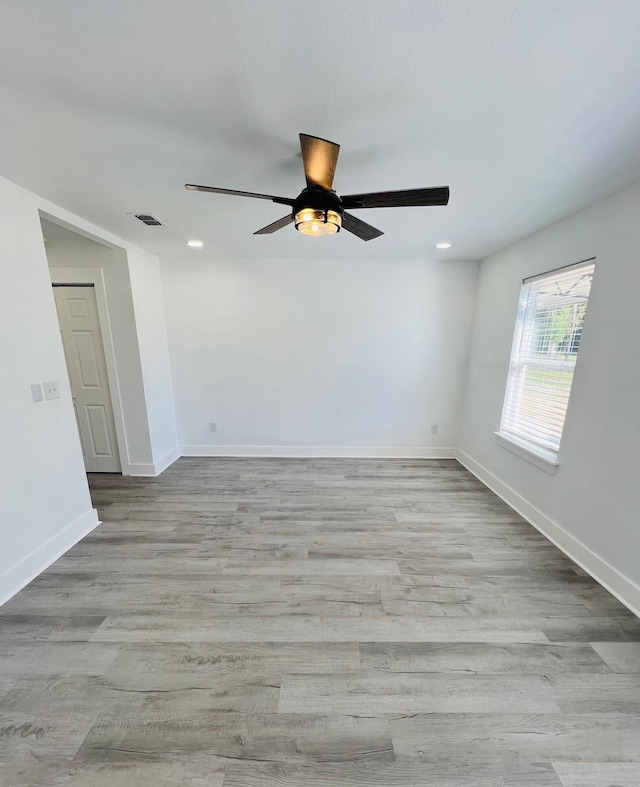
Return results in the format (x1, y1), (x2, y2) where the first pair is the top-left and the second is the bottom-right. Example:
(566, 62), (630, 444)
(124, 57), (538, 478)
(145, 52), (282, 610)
(53, 285), (121, 473)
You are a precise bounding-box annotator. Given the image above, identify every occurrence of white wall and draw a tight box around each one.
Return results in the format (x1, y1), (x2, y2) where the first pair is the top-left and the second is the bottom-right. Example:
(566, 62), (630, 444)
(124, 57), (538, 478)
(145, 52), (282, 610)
(459, 180), (640, 614)
(162, 257), (478, 456)
(127, 247), (178, 469)
(0, 173), (180, 605)
(0, 177), (98, 604)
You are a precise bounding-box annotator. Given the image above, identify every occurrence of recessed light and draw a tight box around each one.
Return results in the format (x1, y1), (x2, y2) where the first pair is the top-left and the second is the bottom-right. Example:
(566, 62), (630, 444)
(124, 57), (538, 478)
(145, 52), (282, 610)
(435, 241), (452, 249)
(186, 239), (204, 248)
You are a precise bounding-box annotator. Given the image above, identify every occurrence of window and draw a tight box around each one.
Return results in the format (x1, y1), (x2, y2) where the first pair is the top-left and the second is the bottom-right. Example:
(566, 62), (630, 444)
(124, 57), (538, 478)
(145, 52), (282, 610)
(499, 259), (595, 462)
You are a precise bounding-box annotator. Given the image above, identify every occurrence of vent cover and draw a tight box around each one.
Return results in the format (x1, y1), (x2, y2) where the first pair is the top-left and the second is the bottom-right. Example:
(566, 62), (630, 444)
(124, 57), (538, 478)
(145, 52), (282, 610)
(128, 213), (166, 227)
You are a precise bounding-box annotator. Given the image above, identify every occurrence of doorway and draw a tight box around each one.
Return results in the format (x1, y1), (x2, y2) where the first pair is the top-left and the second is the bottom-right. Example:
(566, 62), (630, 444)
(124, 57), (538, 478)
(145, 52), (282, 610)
(53, 284), (121, 473)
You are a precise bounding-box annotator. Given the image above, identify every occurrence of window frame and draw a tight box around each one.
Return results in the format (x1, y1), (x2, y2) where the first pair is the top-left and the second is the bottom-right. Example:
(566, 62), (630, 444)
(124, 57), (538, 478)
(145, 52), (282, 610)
(497, 258), (595, 469)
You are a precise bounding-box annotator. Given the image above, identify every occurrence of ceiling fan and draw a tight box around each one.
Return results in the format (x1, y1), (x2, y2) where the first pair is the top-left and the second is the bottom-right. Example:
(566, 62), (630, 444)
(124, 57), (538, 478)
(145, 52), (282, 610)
(185, 133), (449, 241)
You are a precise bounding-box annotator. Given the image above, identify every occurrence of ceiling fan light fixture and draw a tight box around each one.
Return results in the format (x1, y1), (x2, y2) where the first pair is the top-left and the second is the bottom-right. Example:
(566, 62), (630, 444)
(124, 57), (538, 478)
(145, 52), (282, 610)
(294, 208), (341, 236)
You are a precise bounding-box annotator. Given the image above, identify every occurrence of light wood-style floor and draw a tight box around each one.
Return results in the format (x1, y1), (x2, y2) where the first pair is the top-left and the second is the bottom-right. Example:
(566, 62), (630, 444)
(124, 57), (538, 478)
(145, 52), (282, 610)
(1, 458), (640, 786)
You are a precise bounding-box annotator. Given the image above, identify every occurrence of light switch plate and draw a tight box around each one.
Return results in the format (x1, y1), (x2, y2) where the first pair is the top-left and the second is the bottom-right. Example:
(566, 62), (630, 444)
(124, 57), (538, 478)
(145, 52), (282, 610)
(31, 383), (43, 402)
(44, 380), (60, 400)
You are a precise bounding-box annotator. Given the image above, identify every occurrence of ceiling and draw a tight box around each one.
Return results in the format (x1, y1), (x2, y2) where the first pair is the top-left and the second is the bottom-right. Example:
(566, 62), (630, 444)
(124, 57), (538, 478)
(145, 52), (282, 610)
(2, 1), (640, 262)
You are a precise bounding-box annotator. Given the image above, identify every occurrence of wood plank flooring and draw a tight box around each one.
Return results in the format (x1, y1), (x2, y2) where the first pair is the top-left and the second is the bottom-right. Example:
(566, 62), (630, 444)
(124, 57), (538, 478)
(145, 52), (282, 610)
(1, 457), (639, 786)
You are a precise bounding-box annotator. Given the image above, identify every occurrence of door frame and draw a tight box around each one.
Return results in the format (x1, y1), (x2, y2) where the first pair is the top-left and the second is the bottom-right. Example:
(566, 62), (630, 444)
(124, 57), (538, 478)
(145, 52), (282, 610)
(50, 268), (131, 474)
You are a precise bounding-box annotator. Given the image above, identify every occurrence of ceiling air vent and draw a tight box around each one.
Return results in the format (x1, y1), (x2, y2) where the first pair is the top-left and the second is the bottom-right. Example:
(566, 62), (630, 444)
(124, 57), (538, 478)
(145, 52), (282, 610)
(127, 213), (166, 227)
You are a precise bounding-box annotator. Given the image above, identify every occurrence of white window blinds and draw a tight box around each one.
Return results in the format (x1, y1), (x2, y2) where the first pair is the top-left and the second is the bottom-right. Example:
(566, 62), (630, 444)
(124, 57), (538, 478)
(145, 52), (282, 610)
(500, 260), (595, 456)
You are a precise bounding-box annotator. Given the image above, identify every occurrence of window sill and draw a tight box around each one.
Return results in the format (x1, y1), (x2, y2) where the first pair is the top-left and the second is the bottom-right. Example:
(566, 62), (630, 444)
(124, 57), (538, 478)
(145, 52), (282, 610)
(494, 432), (559, 475)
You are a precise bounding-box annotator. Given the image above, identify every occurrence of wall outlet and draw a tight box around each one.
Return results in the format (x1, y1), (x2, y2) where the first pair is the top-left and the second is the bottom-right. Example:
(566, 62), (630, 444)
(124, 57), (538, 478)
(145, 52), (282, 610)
(431, 424), (438, 435)
(31, 383), (43, 402)
(209, 422), (217, 432)
(44, 380), (60, 400)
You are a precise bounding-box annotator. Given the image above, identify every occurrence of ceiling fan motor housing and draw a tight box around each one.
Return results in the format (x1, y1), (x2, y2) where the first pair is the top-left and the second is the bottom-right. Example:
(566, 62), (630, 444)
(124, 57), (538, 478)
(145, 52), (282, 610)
(293, 187), (343, 235)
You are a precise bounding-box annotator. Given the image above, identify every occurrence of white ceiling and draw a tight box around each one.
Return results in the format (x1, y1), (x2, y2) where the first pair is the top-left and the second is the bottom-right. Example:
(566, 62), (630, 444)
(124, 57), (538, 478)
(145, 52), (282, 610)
(2, 0), (640, 261)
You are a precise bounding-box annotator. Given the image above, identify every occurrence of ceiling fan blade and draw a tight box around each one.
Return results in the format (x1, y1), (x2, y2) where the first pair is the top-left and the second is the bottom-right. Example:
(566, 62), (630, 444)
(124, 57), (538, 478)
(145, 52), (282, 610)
(185, 184), (294, 206)
(299, 133), (340, 190)
(254, 214), (295, 235)
(342, 212), (384, 241)
(341, 186), (450, 209)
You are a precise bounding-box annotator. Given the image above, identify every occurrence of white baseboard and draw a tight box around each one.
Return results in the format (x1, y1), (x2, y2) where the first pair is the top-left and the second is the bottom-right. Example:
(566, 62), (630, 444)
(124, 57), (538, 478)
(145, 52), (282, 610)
(180, 445), (457, 459)
(0, 508), (100, 607)
(129, 445), (457, 471)
(127, 446), (181, 477)
(127, 462), (157, 477)
(456, 449), (640, 618)
(153, 446), (181, 475)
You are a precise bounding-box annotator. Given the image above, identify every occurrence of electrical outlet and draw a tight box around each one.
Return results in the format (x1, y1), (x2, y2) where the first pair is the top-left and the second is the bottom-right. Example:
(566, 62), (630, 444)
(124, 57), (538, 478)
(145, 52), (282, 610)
(209, 422), (217, 432)
(44, 380), (60, 400)
(31, 383), (43, 402)
(431, 424), (438, 435)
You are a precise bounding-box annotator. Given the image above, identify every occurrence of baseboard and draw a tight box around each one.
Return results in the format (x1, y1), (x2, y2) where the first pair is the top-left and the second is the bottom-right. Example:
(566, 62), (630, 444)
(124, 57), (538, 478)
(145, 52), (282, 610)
(456, 449), (640, 618)
(134, 446), (458, 465)
(0, 508), (100, 607)
(127, 462), (157, 477)
(127, 446), (180, 477)
(153, 446), (181, 475)
(180, 445), (457, 459)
